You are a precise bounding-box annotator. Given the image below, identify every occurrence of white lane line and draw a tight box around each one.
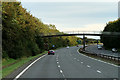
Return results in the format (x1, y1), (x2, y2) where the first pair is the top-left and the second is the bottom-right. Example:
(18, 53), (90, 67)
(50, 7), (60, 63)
(97, 70), (101, 73)
(60, 70), (65, 77)
(56, 59), (58, 61)
(57, 55), (59, 58)
(87, 65), (91, 68)
(81, 62), (83, 64)
(60, 70), (63, 73)
(74, 58), (76, 59)
(58, 65), (60, 68)
(57, 62), (59, 64)
(77, 49), (120, 67)
(77, 60), (79, 61)
(13, 54), (47, 80)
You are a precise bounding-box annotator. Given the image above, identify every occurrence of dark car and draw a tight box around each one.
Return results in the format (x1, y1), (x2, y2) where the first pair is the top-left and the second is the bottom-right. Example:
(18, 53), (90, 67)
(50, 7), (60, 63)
(97, 45), (102, 50)
(48, 50), (55, 55)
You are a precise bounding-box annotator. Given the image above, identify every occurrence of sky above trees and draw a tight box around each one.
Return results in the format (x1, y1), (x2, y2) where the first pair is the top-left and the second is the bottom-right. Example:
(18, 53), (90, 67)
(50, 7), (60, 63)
(20, 1), (118, 39)
(21, 2), (117, 31)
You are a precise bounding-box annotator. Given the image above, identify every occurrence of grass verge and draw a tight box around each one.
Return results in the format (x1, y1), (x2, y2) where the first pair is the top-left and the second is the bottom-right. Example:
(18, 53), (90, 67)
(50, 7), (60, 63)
(2, 51), (47, 78)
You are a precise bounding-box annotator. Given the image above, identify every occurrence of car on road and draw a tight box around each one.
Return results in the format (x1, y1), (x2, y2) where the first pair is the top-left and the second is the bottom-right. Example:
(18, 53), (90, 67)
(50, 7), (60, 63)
(48, 50), (55, 55)
(97, 45), (102, 50)
(66, 46), (69, 49)
(112, 48), (117, 53)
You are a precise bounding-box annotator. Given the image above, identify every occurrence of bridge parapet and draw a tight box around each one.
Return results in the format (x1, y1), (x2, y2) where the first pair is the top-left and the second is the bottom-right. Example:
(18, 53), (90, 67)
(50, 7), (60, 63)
(63, 31), (102, 34)
(39, 31), (120, 37)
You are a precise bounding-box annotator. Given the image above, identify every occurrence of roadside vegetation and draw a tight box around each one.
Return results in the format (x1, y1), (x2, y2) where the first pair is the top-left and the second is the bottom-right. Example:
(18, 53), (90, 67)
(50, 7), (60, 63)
(2, 1), (81, 78)
(2, 51), (47, 78)
(101, 18), (120, 51)
(2, 1), (80, 59)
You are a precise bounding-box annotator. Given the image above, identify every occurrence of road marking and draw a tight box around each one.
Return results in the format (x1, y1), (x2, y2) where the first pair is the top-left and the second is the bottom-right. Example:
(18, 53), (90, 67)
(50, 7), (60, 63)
(97, 70), (101, 73)
(57, 62), (59, 64)
(77, 49), (120, 67)
(13, 54), (47, 80)
(81, 62), (83, 64)
(87, 65), (91, 68)
(57, 55), (59, 58)
(56, 59), (58, 61)
(60, 69), (65, 77)
(74, 58), (76, 59)
(58, 65), (60, 68)
(77, 60), (79, 61)
(60, 70), (63, 73)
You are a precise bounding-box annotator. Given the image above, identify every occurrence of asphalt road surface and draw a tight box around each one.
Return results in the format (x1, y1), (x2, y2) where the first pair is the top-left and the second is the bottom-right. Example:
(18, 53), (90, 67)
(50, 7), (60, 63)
(17, 46), (119, 80)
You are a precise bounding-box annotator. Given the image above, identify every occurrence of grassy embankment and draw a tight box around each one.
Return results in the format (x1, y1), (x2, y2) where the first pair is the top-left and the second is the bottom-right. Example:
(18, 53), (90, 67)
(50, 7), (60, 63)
(2, 46), (66, 78)
(2, 51), (47, 78)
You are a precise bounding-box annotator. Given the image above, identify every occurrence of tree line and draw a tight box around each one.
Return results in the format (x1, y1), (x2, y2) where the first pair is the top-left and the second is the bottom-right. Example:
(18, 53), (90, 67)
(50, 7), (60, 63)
(101, 18), (120, 50)
(2, 2), (81, 59)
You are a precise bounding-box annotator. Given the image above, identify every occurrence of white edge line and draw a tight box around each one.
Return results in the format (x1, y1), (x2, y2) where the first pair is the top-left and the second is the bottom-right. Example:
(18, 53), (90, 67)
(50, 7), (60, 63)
(77, 49), (120, 67)
(13, 54), (47, 80)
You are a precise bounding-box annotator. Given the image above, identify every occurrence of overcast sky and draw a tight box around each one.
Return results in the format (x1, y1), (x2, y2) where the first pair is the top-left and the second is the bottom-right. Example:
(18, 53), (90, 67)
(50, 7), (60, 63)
(17, 0), (119, 39)
(17, 0), (119, 2)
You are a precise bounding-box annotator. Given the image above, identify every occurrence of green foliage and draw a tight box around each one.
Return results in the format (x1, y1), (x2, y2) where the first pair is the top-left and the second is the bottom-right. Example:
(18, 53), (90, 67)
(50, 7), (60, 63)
(2, 2), (79, 59)
(101, 19), (120, 49)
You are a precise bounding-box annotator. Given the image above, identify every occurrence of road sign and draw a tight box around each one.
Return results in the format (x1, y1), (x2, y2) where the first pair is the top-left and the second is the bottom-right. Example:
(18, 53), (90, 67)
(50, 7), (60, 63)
(77, 40), (81, 44)
(52, 45), (55, 47)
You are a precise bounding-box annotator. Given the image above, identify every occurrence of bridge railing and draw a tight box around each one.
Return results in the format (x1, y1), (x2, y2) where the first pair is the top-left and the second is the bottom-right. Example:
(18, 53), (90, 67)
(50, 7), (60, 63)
(39, 31), (120, 37)
(63, 31), (102, 34)
(80, 48), (120, 62)
(85, 51), (120, 61)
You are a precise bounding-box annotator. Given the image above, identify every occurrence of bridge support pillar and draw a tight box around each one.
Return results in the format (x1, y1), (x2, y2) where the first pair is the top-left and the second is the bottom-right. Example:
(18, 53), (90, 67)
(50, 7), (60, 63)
(83, 35), (86, 51)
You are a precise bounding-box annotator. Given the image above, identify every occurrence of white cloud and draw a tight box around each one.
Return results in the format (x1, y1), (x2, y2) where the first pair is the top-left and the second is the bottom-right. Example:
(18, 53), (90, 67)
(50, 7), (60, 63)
(54, 23), (106, 32)
(83, 24), (106, 31)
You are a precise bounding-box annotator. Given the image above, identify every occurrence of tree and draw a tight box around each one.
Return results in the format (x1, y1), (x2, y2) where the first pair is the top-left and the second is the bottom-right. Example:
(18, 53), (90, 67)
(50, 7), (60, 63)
(101, 18), (120, 49)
